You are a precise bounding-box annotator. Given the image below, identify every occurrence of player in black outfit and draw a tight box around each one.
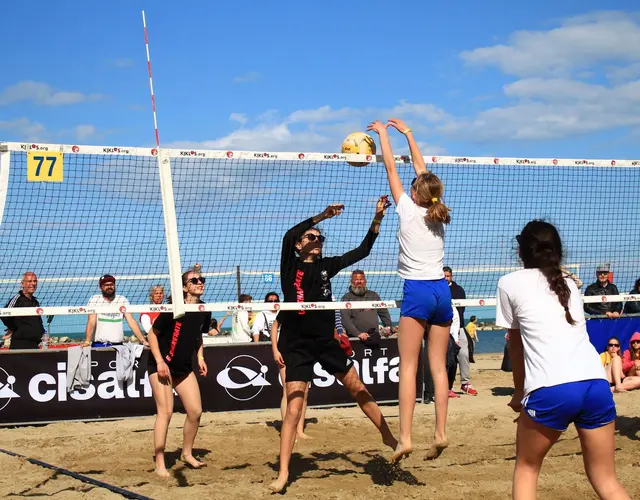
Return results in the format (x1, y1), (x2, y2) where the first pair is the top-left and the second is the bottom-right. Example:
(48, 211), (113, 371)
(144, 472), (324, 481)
(270, 197), (398, 493)
(147, 270), (210, 477)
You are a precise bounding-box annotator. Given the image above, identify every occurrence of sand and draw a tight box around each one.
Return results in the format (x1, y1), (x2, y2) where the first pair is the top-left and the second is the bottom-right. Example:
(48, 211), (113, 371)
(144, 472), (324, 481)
(0, 354), (638, 499)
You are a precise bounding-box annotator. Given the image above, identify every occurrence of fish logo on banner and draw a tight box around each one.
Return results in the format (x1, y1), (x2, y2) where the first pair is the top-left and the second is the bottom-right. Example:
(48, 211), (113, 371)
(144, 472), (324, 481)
(0, 366), (19, 412)
(216, 355), (270, 401)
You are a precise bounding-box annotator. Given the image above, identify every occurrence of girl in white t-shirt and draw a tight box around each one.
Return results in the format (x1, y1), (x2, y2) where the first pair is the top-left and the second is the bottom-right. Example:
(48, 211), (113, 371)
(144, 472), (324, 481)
(368, 118), (453, 462)
(496, 220), (628, 499)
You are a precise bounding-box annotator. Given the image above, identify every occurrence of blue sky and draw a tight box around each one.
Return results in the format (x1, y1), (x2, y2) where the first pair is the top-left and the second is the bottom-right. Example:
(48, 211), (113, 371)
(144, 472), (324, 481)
(1, 1), (640, 160)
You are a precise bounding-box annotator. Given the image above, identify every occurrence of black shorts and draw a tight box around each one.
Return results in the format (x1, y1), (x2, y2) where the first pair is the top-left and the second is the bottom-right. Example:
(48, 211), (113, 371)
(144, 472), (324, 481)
(283, 337), (354, 383)
(147, 359), (193, 379)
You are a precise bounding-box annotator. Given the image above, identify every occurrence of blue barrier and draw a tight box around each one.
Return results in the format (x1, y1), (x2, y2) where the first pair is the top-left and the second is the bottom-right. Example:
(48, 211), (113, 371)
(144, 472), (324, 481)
(587, 316), (640, 354)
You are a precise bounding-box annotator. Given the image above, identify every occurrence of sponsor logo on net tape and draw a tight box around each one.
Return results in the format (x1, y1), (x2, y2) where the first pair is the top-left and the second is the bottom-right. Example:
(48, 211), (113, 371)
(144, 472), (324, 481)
(216, 355), (270, 401)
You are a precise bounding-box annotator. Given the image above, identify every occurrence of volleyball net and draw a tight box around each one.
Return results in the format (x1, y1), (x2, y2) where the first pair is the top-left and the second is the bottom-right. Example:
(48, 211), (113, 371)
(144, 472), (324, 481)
(0, 141), (639, 318)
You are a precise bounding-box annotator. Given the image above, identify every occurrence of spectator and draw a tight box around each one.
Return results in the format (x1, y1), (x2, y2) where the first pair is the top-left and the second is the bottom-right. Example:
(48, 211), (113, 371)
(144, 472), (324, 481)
(583, 264), (622, 317)
(601, 336), (640, 392)
(1, 272), (46, 350)
(623, 278), (640, 315)
(622, 332), (640, 377)
(456, 311), (478, 395)
(340, 270), (393, 345)
(443, 266), (466, 324)
(252, 292), (280, 342)
(230, 294), (253, 343)
(84, 274), (148, 347)
(140, 285), (165, 335)
(465, 315), (478, 363)
(446, 308), (461, 399)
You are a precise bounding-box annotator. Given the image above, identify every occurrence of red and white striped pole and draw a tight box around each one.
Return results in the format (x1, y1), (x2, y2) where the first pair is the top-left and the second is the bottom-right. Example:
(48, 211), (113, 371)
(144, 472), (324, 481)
(142, 10), (160, 148)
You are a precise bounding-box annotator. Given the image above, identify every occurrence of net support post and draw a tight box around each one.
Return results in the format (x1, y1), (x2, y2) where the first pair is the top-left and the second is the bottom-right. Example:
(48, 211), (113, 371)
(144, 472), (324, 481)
(0, 146), (10, 226)
(157, 149), (185, 318)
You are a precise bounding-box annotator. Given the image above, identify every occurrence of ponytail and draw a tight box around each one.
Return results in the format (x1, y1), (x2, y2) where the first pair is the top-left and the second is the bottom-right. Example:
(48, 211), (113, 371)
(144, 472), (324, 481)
(426, 199), (451, 224)
(518, 220), (575, 325)
(412, 173), (451, 225)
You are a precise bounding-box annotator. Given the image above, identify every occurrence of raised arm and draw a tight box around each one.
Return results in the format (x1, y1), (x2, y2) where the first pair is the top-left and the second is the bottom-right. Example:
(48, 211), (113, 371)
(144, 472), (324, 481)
(367, 121), (404, 205)
(325, 196), (390, 277)
(281, 205), (346, 271)
(387, 118), (428, 176)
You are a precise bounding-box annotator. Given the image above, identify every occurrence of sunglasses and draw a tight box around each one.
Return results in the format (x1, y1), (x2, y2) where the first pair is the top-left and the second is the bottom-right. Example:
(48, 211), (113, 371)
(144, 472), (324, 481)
(187, 277), (206, 285)
(608, 343), (620, 348)
(632, 341), (640, 345)
(301, 233), (326, 243)
(266, 299), (279, 303)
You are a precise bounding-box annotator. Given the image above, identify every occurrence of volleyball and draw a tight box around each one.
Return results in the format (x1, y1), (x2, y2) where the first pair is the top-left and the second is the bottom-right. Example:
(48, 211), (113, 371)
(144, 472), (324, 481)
(341, 132), (376, 167)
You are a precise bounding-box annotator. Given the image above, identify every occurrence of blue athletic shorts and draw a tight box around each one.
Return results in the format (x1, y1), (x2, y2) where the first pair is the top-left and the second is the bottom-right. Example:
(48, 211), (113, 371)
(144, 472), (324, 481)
(400, 278), (453, 324)
(522, 379), (616, 431)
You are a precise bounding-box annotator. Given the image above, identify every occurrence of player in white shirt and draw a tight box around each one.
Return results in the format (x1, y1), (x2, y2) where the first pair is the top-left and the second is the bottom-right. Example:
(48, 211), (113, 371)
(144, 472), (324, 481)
(84, 274), (148, 347)
(251, 292), (280, 342)
(368, 118), (453, 462)
(496, 220), (628, 499)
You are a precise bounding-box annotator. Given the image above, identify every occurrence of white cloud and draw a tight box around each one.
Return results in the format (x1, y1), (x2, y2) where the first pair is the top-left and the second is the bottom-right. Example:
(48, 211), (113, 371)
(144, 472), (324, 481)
(229, 113), (248, 125)
(0, 81), (105, 106)
(606, 62), (640, 83)
(0, 117), (47, 141)
(166, 101), (449, 153)
(74, 124), (97, 141)
(232, 71), (260, 83)
(112, 58), (134, 68)
(461, 11), (640, 77)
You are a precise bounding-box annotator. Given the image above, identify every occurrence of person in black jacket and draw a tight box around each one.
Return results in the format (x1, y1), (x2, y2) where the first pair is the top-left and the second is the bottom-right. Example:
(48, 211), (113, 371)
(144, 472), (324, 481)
(2, 272), (46, 349)
(584, 264), (622, 317)
(623, 278), (640, 315)
(270, 198), (397, 493)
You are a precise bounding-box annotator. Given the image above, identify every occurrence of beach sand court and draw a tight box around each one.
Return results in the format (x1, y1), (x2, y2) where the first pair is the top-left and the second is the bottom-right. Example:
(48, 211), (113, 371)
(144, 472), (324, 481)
(0, 354), (638, 499)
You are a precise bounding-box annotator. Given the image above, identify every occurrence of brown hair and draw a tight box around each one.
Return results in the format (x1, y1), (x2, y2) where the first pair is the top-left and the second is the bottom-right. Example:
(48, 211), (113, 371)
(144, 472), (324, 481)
(518, 220), (575, 325)
(412, 173), (451, 224)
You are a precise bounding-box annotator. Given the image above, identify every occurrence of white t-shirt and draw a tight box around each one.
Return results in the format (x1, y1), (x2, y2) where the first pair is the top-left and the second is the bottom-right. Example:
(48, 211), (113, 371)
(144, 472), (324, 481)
(87, 294), (130, 343)
(496, 269), (605, 397)
(231, 310), (252, 343)
(395, 192), (445, 280)
(449, 308), (461, 342)
(251, 310), (279, 340)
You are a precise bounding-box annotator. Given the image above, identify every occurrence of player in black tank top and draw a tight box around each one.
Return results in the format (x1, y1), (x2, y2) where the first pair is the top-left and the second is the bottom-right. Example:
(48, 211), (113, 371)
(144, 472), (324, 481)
(147, 270), (209, 478)
(269, 198), (398, 493)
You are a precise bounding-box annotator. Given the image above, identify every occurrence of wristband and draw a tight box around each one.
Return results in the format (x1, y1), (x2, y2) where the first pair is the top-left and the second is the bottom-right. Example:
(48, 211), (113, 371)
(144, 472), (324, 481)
(373, 218), (382, 224)
(403, 128), (412, 135)
(198, 355), (205, 361)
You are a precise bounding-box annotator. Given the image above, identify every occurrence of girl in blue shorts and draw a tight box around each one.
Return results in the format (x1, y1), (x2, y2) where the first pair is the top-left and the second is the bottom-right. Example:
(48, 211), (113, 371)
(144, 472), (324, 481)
(496, 220), (628, 499)
(368, 118), (453, 462)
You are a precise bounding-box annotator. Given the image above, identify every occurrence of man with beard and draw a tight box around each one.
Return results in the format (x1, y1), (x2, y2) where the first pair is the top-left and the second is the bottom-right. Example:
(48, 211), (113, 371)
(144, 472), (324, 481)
(340, 270), (393, 347)
(84, 274), (148, 347)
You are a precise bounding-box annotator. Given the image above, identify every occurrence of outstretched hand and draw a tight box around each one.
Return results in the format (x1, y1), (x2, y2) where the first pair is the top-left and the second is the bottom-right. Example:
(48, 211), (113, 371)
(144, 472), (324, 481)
(320, 204), (344, 220)
(366, 120), (388, 136)
(375, 195), (392, 218)
(387, 118), (411, 134)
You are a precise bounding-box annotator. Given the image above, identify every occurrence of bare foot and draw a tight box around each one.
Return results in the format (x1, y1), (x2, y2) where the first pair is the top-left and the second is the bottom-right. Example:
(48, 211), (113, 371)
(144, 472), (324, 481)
(614, 386), (627, 393)
(391, 441), (413, 463)
(269, 474), (288, 493)
(181, 454), (205, 469)
(154, 467), (170, 478)
(296, 432), (312, 440)
(424, 438), (449, 460)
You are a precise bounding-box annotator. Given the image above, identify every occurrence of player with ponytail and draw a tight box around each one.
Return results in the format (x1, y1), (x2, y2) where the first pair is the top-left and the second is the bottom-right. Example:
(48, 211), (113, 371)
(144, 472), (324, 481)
(496, 220), (628, 499)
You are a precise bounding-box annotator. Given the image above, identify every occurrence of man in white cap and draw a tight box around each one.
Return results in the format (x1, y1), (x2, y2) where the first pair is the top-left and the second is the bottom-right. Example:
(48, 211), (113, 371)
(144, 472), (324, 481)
(584, 264), (622, 318)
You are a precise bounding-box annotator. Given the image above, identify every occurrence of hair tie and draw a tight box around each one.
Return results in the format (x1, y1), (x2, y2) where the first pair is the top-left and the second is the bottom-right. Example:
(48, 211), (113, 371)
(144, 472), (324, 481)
(431, 197), (438, 203)
(564, 306), (569, 312)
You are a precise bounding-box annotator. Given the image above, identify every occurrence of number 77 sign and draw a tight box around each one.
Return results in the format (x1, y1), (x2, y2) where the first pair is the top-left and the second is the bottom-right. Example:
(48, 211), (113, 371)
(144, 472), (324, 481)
(27, 152), (64, 182)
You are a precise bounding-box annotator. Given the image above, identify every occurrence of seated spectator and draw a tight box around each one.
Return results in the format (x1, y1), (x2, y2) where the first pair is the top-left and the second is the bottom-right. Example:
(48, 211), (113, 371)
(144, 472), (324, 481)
(602, 336), (640, 392)
(622, 332), (640, 377)
(251, 292), (280, 342)
(140, 284), (165, 334)
(340, 270), (393, 342)
(583, 264), (622, 318)
(623, 278), (640, 315)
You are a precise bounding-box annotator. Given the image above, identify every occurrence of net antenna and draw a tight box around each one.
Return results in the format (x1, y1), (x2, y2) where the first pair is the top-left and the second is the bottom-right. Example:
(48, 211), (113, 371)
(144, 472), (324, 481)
(142, 10), (185, 318)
